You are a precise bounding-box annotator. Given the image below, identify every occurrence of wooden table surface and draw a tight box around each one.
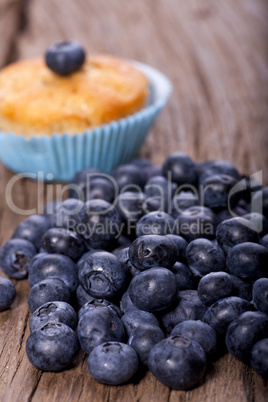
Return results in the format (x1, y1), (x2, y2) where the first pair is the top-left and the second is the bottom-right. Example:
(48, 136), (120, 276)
(0, 0), (268, 401)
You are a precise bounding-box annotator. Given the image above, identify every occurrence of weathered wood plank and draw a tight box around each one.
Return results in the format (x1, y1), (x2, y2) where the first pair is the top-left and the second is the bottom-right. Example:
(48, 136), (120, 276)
(0, 0), (25, 67)
(16, 0), (268, 183)
(0, 0), (268, 401)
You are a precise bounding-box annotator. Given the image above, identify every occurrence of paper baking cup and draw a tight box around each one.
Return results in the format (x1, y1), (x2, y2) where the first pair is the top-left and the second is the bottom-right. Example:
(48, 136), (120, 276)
(0, 61), (172, 182)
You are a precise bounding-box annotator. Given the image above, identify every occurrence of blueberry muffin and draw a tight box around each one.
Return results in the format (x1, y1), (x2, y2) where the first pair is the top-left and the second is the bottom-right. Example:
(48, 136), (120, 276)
(0, 42), (171, 180)
(0, 48), (148, 137)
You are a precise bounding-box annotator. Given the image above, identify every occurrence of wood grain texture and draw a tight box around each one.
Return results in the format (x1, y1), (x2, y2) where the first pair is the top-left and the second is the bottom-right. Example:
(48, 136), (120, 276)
(0, 0), (25, 67)
(0, 0), (268, 401)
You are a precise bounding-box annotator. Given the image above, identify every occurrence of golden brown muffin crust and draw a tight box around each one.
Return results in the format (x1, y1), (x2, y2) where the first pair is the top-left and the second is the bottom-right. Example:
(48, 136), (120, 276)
(0, 54), (148, 136)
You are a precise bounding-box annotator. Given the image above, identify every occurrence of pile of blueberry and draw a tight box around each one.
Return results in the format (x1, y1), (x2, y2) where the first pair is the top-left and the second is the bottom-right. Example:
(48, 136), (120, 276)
(1, 151), (268, 389)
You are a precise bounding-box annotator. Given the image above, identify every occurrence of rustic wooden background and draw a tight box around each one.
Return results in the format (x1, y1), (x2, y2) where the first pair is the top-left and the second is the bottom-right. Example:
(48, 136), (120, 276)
(0, 0), (268, 401)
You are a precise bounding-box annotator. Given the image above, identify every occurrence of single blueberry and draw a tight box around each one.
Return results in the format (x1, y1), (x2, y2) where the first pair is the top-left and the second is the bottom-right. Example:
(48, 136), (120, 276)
(136, 211), (177, 237)
(83, 177), (116, 203)
(111, 164), (145, 192)
(29, 301), (77, 332)
(260, 234), (268, 249)
(186, 238), (226, 278)
(87, 342), (138, 385)
(226, 242), (268, 280)
(78, 251), (129, 300)
(115, 191), (145, 230)
(243, 212), (268, 237)
(171, 262), (194, 290)
(251, 187), (268, 218)
(42, 227), (85, 261)
(202, 174), (239, 209)
(216, 217), (259, 254)
(250, 339), (268, 378)
(45, 41), (85, 76)
(78, 298), (123, 321)
(129, 267), (177, 312)
(28, 253), (78, 293)
(12, 215), (50, 250)
(0, 277), (16, 311)
(0, 239), (36, 279)
(171, 191), (199, 218)
(171, 320), (217, 359)
(122, 309), (160, 336)
(252, 278), (268, 314)
(55, 198), (84, 230)
(78, 200), (122, 249)
(26, 322), (79, 371)
(226, 311), (268, 362)
(77, 303), (125, 354)
(142, 197), (165, 213)
(165, 234), (188, 263)
(178, 206), (216, 242)
(159, 290), (207, 334)
(144, 175), (177, 212)
(128, 324), (165, 366)
(28, 278), (71, 313)
(162, 152), (197, 186)
(197, 272), (236, 306)
(203, 296), (251, 336)
(148, 335), (206, 390)
(129, 235), (177, 270)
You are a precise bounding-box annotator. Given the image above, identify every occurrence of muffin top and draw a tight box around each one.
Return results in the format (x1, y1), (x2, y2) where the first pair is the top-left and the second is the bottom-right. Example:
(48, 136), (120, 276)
(0, 54), (148, 136)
